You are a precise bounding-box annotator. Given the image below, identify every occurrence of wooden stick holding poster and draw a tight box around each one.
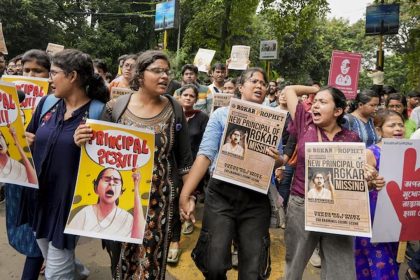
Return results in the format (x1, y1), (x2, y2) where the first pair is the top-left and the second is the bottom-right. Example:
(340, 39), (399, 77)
(372, 139), (420, 242)
(213, 99), (287, 194)
(65, 119), (154, 244)
(0, 81), (38, 188)
(228, 45), (250, 70)
(305, 142), (371, 237)
(1, 75), (49, 128)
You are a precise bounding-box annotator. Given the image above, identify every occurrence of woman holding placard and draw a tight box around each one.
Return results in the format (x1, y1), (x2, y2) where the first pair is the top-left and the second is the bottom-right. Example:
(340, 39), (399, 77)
(75, 50), (193, 279)
(282, 85), (379, 279)
(354, 109), (404, 280)
(179, 68), (282, 279)
(22, 49), (108, 280)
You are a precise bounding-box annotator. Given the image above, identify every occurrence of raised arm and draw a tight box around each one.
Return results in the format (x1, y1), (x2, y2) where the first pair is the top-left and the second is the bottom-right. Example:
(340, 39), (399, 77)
(284, 85), (319, 120)
(131, 169), (145, 239)
(9, 126), (37, 184)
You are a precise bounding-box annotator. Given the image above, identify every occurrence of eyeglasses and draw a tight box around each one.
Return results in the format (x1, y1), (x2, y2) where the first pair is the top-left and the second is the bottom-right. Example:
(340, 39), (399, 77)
(49, 70), (65, 78)
(123, 63), (134, 69)
(101, 176), (122, 185)
(146, 67), (171, 76)
(247, 78), (267, 88)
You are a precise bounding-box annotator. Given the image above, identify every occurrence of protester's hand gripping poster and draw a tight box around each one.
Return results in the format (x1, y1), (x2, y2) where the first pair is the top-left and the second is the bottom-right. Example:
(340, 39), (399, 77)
(1, 75), (49, 128)
(228, 45), (251, 70)
(46, 43), (64, 55)
(328, 50), (362, 100)
(213, 99), (287, 194)
(305, 142), (371, 237)
(110, 87), (135, 100)
(0, 81), (38, 188)
(372, 139), (420, 242)
(65, 119), (154, 244)
(194, 48), (216, 73)
(211, 93), (234, 113)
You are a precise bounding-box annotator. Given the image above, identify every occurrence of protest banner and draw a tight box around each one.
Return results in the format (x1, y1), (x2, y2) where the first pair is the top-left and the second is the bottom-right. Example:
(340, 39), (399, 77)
(110, 87), (135, 100)
(65, 119), (154, 244)
(1, 75), (49, 128)
(193, 48), (216, 73)
(0, 81), (38, 188)
(228, 45), (250, 70)
(46, 43), (64, 55)
(0, 23), (8, 55)
(213, 99), (286, 194)
(305, 142), (371, 237)
(327, 50), (362, 100)
(211, 93), (234, 113)
(372, 139), (420, 242)
(260, 40), (278, 60)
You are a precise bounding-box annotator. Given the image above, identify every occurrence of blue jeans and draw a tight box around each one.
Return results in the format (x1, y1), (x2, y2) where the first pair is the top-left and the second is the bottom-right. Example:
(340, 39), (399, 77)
(275, 164), (295, 209)
(192, 178), (271, 280)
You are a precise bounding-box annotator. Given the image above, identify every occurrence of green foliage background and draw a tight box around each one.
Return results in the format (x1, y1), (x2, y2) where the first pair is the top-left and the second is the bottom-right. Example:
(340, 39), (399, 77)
(0, 0), (418, 92)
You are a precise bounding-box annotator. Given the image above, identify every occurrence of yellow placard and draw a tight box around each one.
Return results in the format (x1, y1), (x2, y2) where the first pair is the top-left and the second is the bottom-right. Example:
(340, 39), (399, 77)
(0, 81), (38, 188)
(1, 75), (49, 128)
(65, 119), (155, 244)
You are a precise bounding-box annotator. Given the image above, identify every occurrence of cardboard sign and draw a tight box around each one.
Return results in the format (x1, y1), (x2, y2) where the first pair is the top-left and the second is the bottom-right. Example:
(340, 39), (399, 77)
(328, 50), (362, 100)
(372, 139), (420, 242)
(1, 75), (49, 128)
(213, 99), (287, 194)
(0, 23), (8, 55)
(228, 45), (250, 70)
(65, 119), (155, 244)
(0, 81), (38, 188)
(193, 48), (216, 73)
(46, 43), (64, 55)
(305, 142), (371, 237)
(260, 40), (278, 60)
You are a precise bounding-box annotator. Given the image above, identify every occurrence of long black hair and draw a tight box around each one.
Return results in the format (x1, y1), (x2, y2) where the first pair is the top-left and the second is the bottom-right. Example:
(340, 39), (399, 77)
(52, 49), (109, 103)
(348, 89), (379, 113)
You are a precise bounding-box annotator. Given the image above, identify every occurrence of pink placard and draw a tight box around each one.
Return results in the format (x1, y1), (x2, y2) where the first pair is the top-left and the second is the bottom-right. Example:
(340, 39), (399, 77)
(328, 50), (362, 100)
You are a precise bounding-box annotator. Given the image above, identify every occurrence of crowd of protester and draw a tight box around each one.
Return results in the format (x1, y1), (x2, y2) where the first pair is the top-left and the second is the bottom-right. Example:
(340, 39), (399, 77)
(0, 47), (419, 280)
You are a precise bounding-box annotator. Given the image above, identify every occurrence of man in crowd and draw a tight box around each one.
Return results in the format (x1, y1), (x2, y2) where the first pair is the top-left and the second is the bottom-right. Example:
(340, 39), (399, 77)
(407, 90), (420, 118)
(208, 62), (226, 94)
(175, 64), (211, 114)
(263, 80), (278, 107)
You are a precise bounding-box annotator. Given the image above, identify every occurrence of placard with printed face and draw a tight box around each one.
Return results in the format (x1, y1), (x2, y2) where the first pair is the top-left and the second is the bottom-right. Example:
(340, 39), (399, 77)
(65, 119), (155, 244)
(305, 142), (371, 237)
(0, 81), (38, 188)
(213, 99), (287, 194)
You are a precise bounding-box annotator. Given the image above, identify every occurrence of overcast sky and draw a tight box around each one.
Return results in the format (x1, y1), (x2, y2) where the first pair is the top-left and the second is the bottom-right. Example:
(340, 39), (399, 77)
(327, 0), (374, 23)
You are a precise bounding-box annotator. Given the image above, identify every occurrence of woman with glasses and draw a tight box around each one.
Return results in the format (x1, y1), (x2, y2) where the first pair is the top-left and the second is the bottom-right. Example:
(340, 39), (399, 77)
(179, 68), (282, 279)
(75, 50), (192, 280)
(67, 167), (144, 238)
(108, 54), (138, 92)
(385, 93), (417, 138)
(22, 49), (108, 279)
(343, 89), (380, 147)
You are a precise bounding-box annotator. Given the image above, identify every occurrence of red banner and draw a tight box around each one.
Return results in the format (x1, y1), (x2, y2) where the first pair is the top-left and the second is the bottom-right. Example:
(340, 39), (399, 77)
(328, 50), (362, 100)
